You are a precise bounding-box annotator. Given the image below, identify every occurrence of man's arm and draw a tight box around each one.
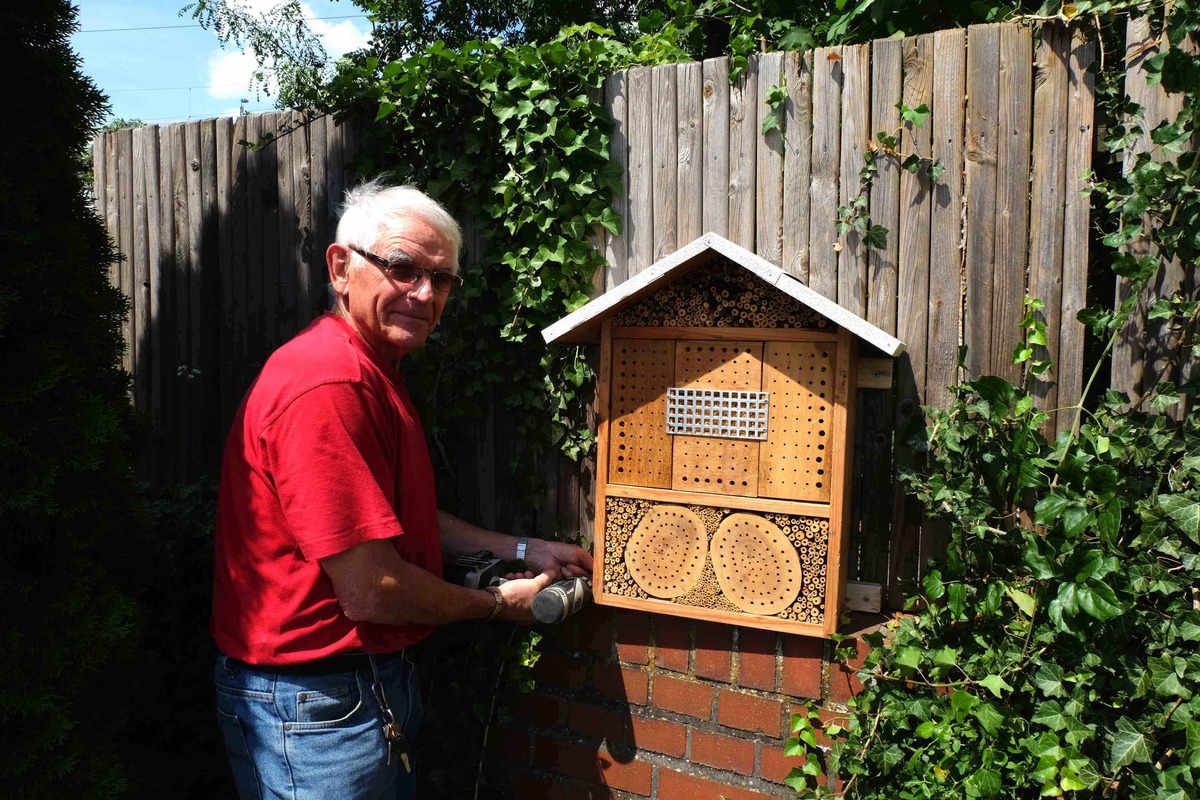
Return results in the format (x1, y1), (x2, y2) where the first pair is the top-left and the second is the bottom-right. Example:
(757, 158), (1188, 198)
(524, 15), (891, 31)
(320, 540), (551, 626)
(438, 510), (593, 580)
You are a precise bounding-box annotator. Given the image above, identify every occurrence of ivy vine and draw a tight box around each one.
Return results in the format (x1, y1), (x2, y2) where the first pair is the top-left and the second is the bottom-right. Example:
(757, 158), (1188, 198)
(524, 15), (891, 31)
(784, 4), (1200, 799)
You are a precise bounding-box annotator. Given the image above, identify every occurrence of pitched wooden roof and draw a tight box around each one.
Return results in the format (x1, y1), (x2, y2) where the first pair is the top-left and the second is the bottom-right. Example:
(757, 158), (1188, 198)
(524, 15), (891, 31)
(541, 233), (906, 356)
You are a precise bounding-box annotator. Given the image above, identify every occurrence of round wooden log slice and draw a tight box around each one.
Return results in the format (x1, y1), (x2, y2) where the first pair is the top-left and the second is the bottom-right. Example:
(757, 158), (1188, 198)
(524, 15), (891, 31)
(710, 514), (802, 615)
(624, 505), (707, 599)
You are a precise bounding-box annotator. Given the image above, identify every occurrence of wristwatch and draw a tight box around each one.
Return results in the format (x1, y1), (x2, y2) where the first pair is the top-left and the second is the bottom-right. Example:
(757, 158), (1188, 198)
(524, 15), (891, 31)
(515, 536), (528, 563)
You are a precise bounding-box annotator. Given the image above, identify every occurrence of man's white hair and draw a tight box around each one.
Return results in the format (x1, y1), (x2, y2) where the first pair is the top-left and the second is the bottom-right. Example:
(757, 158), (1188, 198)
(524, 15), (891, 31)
(336, 178), (462, 272)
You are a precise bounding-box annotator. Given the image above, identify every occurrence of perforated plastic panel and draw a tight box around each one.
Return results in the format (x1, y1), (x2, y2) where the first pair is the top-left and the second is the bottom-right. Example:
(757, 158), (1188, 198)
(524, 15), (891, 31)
(671, 341), (762, 497)
(609, 340), (674, 488)
(665, 388), (769, 440)
(758, 341), (836, 502)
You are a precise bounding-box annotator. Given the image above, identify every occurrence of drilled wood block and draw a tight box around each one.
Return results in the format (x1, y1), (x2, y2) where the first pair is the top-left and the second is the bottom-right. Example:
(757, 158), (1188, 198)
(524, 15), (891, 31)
(710, 514), (802, 615)
(758, 341), (837, 502)
(625, 505), (707, 598)
(609, 339), (673, 487)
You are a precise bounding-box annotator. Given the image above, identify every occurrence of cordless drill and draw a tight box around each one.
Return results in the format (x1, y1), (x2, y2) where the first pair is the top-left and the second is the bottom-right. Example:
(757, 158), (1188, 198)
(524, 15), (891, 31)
(449, 550), (592, 624)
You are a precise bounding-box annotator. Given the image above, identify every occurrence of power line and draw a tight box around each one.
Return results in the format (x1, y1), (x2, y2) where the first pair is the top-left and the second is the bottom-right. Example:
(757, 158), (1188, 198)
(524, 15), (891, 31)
(78, 14), (368, 33)
(108, 83), (247, 93)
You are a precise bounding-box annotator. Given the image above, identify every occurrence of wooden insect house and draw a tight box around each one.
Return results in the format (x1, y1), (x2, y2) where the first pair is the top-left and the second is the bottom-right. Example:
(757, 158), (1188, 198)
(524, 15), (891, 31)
(542, 234), (905, 637)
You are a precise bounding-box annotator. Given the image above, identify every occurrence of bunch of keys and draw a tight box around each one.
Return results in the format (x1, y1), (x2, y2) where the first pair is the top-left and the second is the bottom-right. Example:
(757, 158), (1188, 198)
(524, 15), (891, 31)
(373, 678), (411, 773)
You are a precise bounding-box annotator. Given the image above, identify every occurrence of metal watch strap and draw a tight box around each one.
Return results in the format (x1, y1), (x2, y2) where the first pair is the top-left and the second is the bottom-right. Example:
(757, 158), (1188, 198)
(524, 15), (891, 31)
(515, 536), (528, 563)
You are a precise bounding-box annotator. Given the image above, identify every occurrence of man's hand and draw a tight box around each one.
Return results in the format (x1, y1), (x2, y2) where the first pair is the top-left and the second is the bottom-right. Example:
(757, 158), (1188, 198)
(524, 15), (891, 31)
(505, 539), (593, 581)
(494, 573), (554, 623)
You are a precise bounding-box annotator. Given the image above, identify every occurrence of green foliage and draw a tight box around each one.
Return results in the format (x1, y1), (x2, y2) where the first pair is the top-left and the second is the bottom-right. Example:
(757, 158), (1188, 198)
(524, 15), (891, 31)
(1, 2), (142, 796)
(784, 3), (1200, 798)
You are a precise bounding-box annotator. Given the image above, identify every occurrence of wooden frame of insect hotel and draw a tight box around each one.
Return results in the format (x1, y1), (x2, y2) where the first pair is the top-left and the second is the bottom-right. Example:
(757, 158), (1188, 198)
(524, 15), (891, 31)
(542, 234), (905, 637)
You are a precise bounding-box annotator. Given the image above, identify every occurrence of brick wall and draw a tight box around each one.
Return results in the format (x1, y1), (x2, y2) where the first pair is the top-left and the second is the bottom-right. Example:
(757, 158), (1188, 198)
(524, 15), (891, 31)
(486, 606), (882, 798)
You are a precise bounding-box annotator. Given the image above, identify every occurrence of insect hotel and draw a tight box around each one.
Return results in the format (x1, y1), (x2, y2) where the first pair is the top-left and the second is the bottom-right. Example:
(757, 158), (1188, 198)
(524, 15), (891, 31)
(542, 234), (905, 637)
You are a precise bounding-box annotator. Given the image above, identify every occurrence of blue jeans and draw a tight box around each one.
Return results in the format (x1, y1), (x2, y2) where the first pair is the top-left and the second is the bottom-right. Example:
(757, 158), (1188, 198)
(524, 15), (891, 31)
(214, 653), (422, 800)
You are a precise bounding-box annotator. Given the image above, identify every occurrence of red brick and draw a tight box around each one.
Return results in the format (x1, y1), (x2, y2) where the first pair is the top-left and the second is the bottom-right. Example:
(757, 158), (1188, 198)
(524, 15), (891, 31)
(690, 730), (755, 775)
(694, 621), (733, 682)
(592, 663), (649, 705)
(517, 692), (565, 728)
(616, 610), (651, 665)
(569, 701), (624, 743)
(653, 615), (691, 672)
(533, 737), (652, 796)
(781, 635), (824, 699)
(658, 768), (777, 800)
(628, 714), (687, 757)
(829, 636), (870, 703)
(736, 627), (778, 692)
(718, 689), (783, 738)
(536, 654), (587, 692)
(652, 675), (713, 720)
(761, 744), (826, 789)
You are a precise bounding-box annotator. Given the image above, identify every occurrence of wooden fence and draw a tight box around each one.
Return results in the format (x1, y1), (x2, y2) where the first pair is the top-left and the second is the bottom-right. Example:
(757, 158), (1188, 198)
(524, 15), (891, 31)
(95, 20), (1190, 608)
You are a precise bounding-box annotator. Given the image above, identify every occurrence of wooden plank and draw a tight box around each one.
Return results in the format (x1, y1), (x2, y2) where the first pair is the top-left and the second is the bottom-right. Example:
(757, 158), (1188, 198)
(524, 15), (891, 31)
(277, 115), (299, 340)
(139, 127), (162, 478)
(325, 114), (347, 250)
(809, 46), (843, 301)
(824, 328), (857, 635)
(229, 117), (251, 406)
(963, 24), (1001, 380)
(857, 358), (893, 389)
(728, 56), (758, 250)
(677, 62), (704, 247)
(309, 114), (328, 319)
(131, 126), (153, 417)
(606, 484), (831, 520)
(199, 119), (220, 475)
(837, 44), (871, 316)
(216, 117), (236, 434)
(578, 346), (600, 551)
(169, 123), (191, 483)
(755, 51), (784, 266)
(989, 25), (1034, 383)
(93, 133), (107, 241)
(845, 580), (882, 614)
(759, 341), (837, 503)
(1027, 23), (1070, 427)
(896, 34), (934, 397)
(244, 113), (267, 380)
(157, 125), (179, 484)
(260, 114), (282, 353)
(183, 121), (204, 480)
(652, 64), (679, 262)
(850, 388), (894, 594)
(593, 321), (615, 598)
(611, 326), (838, 342)
(293, 116), (314, 327)
(781, 51), (813, 282)
(598, 590), (828, 638)
(927, 28), (967, 409)
(867, 38), (902, 335)
(627, 66), (654, 276)
(1057, 27), (1096, 435)
(604, 71), (630, 290)
(104, 131), (120, 293)
(702, 57), (731, 238)
(116, 127), (134, 377)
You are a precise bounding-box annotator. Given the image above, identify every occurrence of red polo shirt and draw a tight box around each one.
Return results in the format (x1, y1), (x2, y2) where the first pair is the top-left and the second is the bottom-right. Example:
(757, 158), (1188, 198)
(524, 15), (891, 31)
(211, 313), (442, 665)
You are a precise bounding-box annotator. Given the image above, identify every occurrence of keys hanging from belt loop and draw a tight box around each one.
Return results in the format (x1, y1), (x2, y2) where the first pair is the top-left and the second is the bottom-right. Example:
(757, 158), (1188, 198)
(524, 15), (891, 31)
(370, 654), (412, 773)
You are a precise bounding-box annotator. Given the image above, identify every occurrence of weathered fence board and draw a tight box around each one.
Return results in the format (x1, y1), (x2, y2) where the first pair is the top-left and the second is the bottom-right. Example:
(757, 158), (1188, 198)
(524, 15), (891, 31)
(97, 21), (1151, 610)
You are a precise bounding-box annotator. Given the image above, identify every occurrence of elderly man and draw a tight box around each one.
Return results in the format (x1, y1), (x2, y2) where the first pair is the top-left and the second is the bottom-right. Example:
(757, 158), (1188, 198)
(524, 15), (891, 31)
(211, 180), (591, 799)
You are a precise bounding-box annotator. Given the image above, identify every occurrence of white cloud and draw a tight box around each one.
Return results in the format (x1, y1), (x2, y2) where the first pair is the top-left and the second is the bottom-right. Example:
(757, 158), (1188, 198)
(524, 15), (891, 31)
(205, 2), (370, 103)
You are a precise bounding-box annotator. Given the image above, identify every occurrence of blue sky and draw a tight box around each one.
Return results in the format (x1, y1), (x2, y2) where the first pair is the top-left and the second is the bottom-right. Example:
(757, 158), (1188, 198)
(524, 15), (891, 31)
(73, 0), (372, 126)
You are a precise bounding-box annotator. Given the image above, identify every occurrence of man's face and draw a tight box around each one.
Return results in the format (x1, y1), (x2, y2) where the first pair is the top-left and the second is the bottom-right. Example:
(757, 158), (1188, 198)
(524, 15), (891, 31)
(327, 216), (455, 362)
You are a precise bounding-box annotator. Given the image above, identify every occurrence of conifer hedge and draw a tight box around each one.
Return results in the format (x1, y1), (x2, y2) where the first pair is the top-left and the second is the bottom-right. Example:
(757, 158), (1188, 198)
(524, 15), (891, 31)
(1, 2), (140, 796)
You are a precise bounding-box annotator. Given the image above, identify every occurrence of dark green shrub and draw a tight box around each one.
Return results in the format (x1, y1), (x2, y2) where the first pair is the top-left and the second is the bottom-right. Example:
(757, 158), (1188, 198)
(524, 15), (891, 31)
(0, 2), (141, 795)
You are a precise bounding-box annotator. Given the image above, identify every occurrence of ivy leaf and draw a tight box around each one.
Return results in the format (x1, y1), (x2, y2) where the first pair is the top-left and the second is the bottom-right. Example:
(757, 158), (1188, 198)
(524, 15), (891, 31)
(965, 768), (1001, 798)
(1109, 717), (1152, 770)
(947, 583), (968, 618)
(784, 767), (809, 791)
(980, 674), (1014, 698)
(973, 702), (1006, 735)
(1077, 581), (1123, 621)
(778, 26), (816, 51)
(1154, 494), (1200, 543)
(1034, 663), (1067, 698)
(1006, 586), (1037, 617)
(927, 159), (946, 184)
(864, 224), (889, 249)
(596, 206), (621, 236)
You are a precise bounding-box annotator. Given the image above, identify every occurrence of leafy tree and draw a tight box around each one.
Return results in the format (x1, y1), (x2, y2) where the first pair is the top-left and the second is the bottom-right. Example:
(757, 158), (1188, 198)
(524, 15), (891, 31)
(1, 2), (141, 796)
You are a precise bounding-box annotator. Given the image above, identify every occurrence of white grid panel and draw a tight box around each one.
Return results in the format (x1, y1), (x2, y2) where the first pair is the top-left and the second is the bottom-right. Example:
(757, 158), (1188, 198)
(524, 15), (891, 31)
(665, 388), (770, 440)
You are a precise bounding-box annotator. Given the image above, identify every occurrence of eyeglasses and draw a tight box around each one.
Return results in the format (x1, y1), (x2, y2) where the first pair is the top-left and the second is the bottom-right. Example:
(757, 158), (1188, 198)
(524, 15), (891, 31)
(348, 245), (463, 295)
